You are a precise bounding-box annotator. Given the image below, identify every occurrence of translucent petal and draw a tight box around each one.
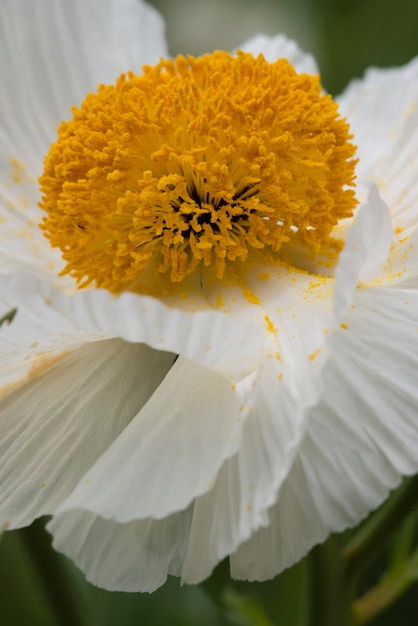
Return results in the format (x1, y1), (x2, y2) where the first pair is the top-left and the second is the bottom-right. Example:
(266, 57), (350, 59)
(48, 508), (193, 592)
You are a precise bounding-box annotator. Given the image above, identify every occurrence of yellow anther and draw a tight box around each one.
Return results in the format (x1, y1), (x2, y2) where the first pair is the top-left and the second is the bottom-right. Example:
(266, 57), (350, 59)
(39, 51), (357, 295)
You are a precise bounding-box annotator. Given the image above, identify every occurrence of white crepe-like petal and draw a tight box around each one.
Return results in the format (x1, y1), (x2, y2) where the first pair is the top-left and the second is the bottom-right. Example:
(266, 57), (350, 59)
(0, 0), (166, 277)
(178, 357), (310, 584)
(372, 104), (418, 237)
(0, 273), (103, 397)
(54, 287), (264, 382)
(378, 228), (418, 288)
(179, 189), (396, 583)
(338, 57), (418, 177)
(338, 57), (418, 236)
(48, 508), (195, 592)
(55, 357), (255, 522)
(46, 186), (396, 590)
(0, 339), (175, 529)
(1, 272), (264, 382)
(333, 184), (392, 321)
(230, 281), (418, 581)
(238, 33), (318, 75)
(0, 0), (166, 166)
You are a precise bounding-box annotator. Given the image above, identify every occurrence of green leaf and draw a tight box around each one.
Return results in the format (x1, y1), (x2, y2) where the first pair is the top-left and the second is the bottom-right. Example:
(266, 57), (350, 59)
(0, 529), (57, 626)
(0, 307), (17, 327)
(223, 587), (274, 626)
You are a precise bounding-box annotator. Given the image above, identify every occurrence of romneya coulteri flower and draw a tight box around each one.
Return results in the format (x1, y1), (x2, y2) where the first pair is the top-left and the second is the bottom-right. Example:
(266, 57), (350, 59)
(1, 0), (417, 592)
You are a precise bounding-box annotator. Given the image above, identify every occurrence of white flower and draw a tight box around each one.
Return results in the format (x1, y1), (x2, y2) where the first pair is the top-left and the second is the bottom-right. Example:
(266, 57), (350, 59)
(1, 0), (418, 592)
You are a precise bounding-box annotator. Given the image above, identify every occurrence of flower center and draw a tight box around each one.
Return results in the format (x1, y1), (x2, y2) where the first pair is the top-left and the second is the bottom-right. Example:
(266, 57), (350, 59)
(39, 51), (357, 295)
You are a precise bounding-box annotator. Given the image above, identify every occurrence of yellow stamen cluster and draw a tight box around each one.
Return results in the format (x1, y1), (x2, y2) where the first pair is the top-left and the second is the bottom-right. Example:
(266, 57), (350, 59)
(39, 51), (357, 294)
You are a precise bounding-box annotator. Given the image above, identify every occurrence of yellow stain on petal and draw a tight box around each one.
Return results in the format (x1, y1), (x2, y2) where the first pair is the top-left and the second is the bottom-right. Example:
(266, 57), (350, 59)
(264, 314), (278, 335)
(0, 351), (71, 401)
(10, 157), (25, 184)
(243, 287), (261, 305)
(308, 347), (322, 361)
(39, 51), (357, 296)
(28, 351), (72, 380)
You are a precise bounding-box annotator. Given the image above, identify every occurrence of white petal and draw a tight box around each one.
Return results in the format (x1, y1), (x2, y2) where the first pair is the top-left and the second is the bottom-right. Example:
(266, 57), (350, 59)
(48, 507), (193, 592)
(0, 273), (96, 397)
(56, 357), (255, 522)
(0, 339), (174, 529)
(379, 227), (418, 288)
(2, 272), (264, 382)
(53, 285), (264, 382)
(0, 0), (167, 275)
(338, 57), (418, 177)
(231, 282), (418, 581)
(338, 57), (418, 236)
(238, 34), (319, 75)
(0, 0), (166, 164)
(333, 184), (392, 322)
(178, 357), (308, 583)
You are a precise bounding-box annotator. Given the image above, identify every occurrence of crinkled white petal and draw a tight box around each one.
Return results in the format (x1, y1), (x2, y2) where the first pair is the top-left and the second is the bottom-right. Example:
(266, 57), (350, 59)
(48, 508), (194, 592)
(55, 357), (255, 523)
(0, 0), (166, 164)
(0, 273), (101, 397)
(378, 228), (418, 288)
(1, 272), (264, 382)
(53, 287), (264, 382)
(0, 0), (166, 277)
(45, 182), (399, 590)
(179, 187), (396, 583)
(238, 33), (318, 75)
(178, 356), (311, 584)
(333, 184), (392, 321)
(230, 280), (418, 581)
(338, 57), (418, 237)
(0, 339), (174, 529)
(338, 56), (418, 177)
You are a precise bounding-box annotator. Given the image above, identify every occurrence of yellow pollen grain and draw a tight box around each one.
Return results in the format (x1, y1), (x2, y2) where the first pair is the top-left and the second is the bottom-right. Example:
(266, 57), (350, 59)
(39, 51), (357, 296)
(264, 314), (277, 335)
(258, 272), (271, 280)
(244, 287), (261, 305)
(309, 347), (322, 361)
(215, 294), (224, 308)
(10, 157), (25, 184)
(340, 322), (348, 330)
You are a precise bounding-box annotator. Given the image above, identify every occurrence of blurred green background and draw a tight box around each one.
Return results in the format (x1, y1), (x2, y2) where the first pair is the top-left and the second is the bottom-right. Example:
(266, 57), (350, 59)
(149, 0), (418, 95)
(2, 0), (418, 624)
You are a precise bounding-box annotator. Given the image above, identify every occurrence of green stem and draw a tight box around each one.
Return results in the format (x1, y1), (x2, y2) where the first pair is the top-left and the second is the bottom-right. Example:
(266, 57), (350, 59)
(308, 535), (352, 626)
(19, 519), (90, 626)
(344, 475), (418, 581)
(351, 546), (418, 624)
